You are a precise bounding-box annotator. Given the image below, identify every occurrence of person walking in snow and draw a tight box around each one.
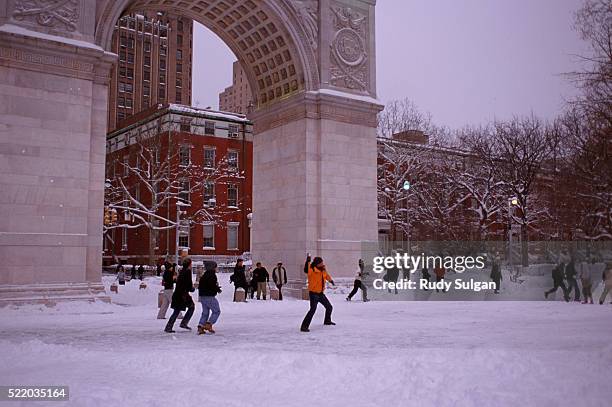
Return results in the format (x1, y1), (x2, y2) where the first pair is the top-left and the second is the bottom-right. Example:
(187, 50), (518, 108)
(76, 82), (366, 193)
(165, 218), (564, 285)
(130, 264), (137, 280)
(421, 266), (431, 290)
(272, 262), (287, 300)
(579, 258), (594, 304)
(197, 261), (222, 335)
(252, 262), (270, 300)
(434, 266), (446, 293)
(544, 263), (569, 302)
(565, 257), (580, 302)
(346, 259), (369, 301)
(116, 264), (126, 285)
(300, 255), (336, 332)
(230, 258), (249, 302)
(165, 258), (195, 333)
(598, 263), (612, 305)
(490, 255), (502, 294)
(157, 264), (175, 319)
(138, 264), (145, 280)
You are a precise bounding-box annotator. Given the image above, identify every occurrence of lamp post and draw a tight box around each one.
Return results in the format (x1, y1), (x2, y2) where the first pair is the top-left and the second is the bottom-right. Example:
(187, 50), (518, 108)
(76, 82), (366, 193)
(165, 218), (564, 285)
(507, 197), (518, 274)
(175, 200), (189, 265)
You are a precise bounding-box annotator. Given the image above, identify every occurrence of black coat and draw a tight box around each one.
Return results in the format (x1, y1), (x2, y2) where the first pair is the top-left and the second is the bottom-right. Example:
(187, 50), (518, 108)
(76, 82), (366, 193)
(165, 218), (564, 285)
(253, 267), (269, 283)
(171, 267), (195, 311)
(198, 270), (222, 297)
(230, 265), (248, 287)
(162, 268), (174, 290)
(490, 263), (502, 281)
(552, 265), (565, 284)
(565, 261), (577, 281)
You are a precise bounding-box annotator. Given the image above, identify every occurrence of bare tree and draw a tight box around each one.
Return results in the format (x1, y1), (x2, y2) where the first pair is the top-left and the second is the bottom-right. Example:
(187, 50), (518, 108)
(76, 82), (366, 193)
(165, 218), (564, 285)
(104, 130), (244, 264)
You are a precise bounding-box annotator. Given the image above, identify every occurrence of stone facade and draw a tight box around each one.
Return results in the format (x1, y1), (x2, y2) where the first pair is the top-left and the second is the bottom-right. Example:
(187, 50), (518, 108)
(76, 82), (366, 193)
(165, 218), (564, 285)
(0, 0), (380, 304)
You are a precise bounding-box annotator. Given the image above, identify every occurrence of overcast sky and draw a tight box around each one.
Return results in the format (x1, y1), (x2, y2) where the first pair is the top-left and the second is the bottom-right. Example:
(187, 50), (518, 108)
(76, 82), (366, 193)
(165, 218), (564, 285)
(192, 0), (589, 129)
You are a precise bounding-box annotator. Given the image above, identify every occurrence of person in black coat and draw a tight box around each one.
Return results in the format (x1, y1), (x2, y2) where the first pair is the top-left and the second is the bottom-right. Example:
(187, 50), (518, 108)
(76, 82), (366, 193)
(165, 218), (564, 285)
(165, 258), (195, 333)
(421, 267), (431, 291)
(545, 263), (569, 302)
(252, 262), (270, 300)
(130, 264), (136, 280)
(230, 258), (249, 302)
(490, 260), (502, 294)
(197, 261), (222, 334)
(137, 264), (144, 280)
(565, 258), (580, 302)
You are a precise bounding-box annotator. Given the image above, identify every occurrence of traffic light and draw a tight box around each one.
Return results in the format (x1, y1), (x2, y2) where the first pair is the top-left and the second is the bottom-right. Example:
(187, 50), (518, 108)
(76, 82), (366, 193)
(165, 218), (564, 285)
(104, 207), (111, 226)
(110, 208), (118, 223)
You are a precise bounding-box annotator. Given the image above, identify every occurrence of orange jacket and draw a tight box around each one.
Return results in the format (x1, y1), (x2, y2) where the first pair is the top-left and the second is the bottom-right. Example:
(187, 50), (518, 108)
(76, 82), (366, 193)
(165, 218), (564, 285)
(304, 260), (333, 293)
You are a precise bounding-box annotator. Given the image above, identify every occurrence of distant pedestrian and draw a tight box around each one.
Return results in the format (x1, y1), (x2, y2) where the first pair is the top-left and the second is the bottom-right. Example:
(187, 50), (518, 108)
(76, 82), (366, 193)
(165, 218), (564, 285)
(347, 259), (369, 301)
(490, 255), (502, 294)
(197, 261), (222, 335)
(130, 264), (136, 280)
(565, 257), (580, 302)
(272, 262), (287, 300)
(421, 267), (430, 290)
(598, 263), (612, 305)
(248, 267), (257, 299)
(252, 262), (270, 300)
(157, 265), (175, 319)
(434, 266), (446, 293)
(230, 258), (249, 302)
(384, 264), (400, 295)
(300, 255), (336, 332)
(545, 263), (569, 302)
(579, 258), (594, 304)
(116, 264), (126, 285)
(138, 264), (145, 280)
(156, 262), (162, 277)
(165, 258), (195, 333)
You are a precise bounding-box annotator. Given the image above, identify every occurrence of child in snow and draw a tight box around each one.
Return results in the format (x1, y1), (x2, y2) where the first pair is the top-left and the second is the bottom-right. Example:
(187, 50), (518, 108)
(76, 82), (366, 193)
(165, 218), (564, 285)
(197, 261), (222, 334)
(300, 255), (336, 332)
(116, 264), (126, 285)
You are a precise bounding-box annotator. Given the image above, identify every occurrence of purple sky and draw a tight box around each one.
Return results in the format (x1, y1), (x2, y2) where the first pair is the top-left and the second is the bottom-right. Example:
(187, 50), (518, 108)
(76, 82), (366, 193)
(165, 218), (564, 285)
(192, 0), (589, 129)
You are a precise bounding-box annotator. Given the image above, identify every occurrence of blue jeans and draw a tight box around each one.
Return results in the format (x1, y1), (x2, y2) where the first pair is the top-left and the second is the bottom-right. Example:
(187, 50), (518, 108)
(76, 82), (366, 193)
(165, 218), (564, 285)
(301, 292), (333, 329)
(199, 296), (221, 326)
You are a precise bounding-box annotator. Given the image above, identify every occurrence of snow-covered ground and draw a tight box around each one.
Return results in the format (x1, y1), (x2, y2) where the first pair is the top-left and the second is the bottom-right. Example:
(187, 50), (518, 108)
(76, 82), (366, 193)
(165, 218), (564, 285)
(1, 274), (611, 407)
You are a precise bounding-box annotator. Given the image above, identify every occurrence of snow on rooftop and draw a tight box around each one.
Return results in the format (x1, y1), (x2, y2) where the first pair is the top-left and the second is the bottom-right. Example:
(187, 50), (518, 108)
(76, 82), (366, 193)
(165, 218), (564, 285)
(168, 104), (250, 123)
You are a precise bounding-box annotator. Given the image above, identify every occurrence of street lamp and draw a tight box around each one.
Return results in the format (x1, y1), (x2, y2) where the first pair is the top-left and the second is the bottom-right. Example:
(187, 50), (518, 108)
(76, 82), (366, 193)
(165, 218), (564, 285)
(175, 200), (190, 265)
(507, 197), (519, 273)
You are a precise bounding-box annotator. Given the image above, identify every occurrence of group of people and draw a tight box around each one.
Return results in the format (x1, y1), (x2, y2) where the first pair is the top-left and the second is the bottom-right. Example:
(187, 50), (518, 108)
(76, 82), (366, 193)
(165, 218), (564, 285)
(229, 259), (288, 301)
(545, 256), (612, 304)
(155, 254), (339, 334)
(114, 263), (146, 285)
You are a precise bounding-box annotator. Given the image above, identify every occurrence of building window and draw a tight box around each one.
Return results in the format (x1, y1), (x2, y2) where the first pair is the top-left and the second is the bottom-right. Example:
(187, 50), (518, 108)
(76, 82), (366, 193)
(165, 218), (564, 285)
(180, 119), (190, 132)
(227, 223), (239, 250)
(144, 41), (151, 52)
(117, 111), (126, 121)
(125, 98), (133, 109)
(204, 121), (215, 135)
(160, 27), (167, 38)
(119, 50), (126, 62)
(143, 69), (150, 81)
(176, 78), (182, 88)
(119, 66), (126, 77)
(227, 150), (238, 170)
(176, 92), (182, 104)
(143, 84), (150, 97)
(228, 124), (239, 139)
(158, 86), (165, 99)
(127, 53), (134, 64)
(203, 223), (215, 249)
(144, 55), (151, 66)
(160, 59), (166, 70)
(176, 63), (182, 73)
(159, 73), (166, 84)
(176, 49), (183, 60)
(120, 35), (127, 48)
(127, 68), (133, 79)
(177, 20), (184, 32)
(179, 179), (190, 203)
(204, 147), (216, 168)
(118, 96), (125, 107)
(227, 184), (238, 207)
(179, 145), (190, 166)
(203, 181), (215, 206)
(121, 227), (128, 250)
(160, 45), (167, 55)
(127, 37), (135, 49)
(178, 221), (189, 249)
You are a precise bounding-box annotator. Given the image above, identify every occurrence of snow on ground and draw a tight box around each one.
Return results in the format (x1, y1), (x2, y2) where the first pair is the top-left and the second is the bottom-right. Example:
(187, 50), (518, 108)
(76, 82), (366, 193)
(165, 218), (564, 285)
(1, 274), (611, 407)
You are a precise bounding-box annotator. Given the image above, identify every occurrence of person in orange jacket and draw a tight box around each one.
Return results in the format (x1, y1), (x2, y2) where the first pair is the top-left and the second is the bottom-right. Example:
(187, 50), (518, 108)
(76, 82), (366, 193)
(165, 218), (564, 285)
(300, 255), (336, 332)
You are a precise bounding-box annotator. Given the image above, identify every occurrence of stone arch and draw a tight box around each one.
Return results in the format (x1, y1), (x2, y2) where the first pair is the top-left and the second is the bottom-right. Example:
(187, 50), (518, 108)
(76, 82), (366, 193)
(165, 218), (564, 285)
(95, 0), (320, 110)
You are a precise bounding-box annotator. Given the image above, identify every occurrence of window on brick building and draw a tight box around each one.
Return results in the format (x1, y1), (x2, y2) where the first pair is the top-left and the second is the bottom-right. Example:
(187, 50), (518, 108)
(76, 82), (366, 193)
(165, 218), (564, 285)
(158, 86), (165, 99)
(143, 69), (150, 81)
(227, 150), (238, 170)
(227, 223), (239, 250)
(126, 68), (133, 79)
(176, 63), (182, 73)
(228, 124), (239, 139)
(177, 35), (183, 47)
(204, 121), (215, 135)
(144, 41), (151, 52)
(176, 50), (182, 60)
(179, 145), (190, 167)
(227, 184), (238, 207)
(204, 147), (215, 168)
(176, 78), (182, 88)
(127, 53), (134, 64)
(177, 20), (184, 32)
(203, 181), (215, 206)
(144, 55), (150, 66)
(203, 223), (215, 248)
(160, 59), (166, 70)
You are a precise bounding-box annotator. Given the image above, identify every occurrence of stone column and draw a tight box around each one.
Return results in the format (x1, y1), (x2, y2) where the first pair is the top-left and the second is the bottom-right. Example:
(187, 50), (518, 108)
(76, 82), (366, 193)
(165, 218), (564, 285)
(0, 1), (113, 304)
(250, 91), (382, 293)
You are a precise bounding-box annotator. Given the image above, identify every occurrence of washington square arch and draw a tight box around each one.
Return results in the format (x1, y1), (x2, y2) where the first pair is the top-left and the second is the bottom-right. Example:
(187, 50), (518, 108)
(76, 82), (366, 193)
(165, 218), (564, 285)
(0, 0), (381, 304)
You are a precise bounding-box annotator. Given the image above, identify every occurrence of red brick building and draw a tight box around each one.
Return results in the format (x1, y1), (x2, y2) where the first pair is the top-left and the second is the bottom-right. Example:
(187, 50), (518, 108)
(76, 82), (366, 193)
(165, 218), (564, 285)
(104, 104), (252, 266)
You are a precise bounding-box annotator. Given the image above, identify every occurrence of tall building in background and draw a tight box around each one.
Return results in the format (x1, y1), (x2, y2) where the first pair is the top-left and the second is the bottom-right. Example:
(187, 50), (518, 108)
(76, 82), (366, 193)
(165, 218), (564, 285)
(107, 11), (193, 132)
(219, 61), (253, 114)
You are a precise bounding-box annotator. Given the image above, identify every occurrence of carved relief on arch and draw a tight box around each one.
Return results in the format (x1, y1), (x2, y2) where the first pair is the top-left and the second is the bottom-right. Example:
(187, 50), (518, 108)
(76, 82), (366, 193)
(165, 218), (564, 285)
(329, 3), (369, 92)
(12, 0), (81, 32)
